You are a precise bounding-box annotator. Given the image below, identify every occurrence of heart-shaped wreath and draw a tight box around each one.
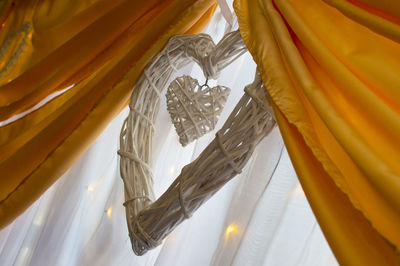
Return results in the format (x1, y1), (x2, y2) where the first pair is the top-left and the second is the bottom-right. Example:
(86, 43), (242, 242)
(118, 31), (276, 255)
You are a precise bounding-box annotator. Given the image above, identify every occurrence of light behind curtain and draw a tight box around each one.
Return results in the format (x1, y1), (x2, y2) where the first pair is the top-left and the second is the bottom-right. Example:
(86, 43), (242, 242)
(0, 0), (218, 229)
(233, 0), (400, 265)
(0, 10), (337, 266)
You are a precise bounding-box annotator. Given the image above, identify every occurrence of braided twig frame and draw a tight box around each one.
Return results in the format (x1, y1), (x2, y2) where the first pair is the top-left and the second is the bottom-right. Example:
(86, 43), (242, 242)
(119, 31), (275, 255)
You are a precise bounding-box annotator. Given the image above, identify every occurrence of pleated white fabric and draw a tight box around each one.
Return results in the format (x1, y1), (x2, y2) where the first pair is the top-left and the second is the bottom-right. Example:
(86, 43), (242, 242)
(0, 7), (337, 266)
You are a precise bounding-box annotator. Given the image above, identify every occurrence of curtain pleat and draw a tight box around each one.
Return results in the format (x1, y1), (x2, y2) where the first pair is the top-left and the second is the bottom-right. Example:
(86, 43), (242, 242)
(0, 0), (217, 229)
(234, 0), (400, 264)
(322, 0), (400, 43)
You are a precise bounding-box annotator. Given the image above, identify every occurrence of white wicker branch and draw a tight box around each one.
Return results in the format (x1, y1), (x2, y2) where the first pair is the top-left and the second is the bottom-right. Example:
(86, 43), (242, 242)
(118, 31), (274, 256)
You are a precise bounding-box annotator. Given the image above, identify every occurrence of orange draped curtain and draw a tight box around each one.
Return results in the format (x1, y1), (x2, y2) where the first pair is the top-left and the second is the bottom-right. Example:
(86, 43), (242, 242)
(2, 0), (400, 264)
(0, 0), (217, 229)
(234, 0), (400, 265)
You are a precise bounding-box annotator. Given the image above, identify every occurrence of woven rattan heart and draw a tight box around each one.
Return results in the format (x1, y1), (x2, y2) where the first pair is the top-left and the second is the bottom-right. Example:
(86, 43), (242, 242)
(166, 75), (230, 146)
(118, 31), (275, 255)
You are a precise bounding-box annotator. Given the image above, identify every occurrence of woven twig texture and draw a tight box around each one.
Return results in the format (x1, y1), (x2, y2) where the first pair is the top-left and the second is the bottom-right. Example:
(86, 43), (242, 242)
(130, 72), (275, 255)
(166, 75), (230, 146)
(118, 31), (263, 256)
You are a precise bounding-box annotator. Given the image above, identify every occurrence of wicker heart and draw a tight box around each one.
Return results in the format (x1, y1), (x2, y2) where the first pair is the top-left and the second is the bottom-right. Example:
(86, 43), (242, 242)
(119, 31), (267, 256)
(166, 75), (230, 146)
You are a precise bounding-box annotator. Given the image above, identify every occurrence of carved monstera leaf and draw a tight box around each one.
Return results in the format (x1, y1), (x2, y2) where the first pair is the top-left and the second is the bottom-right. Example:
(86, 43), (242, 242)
(166, 75), (230, 146)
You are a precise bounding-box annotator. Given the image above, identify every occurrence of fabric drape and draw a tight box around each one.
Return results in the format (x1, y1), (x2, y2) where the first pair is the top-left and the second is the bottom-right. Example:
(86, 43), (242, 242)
(0, 0), (217, 229)
(0, 32), (337, 264)
(234, 0), (400, 265)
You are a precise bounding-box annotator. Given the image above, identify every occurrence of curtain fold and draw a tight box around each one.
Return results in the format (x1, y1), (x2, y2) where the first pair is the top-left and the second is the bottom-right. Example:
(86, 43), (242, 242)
(322, 0), (400, 43)
(0, 0), (217, 229)
(234, 0), (400, 264)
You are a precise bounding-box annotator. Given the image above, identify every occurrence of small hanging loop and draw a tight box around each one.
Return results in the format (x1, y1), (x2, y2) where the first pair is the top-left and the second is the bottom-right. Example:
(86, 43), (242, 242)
(200, 77), (209, 88)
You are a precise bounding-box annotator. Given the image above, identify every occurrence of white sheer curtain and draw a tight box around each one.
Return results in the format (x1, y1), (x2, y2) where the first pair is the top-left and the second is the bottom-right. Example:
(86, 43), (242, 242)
(0, 7), (337, 266)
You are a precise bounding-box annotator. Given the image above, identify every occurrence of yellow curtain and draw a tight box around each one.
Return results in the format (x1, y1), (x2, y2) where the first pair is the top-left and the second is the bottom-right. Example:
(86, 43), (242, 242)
(0, 0), (217, 229)
(234, 0), (400, 264)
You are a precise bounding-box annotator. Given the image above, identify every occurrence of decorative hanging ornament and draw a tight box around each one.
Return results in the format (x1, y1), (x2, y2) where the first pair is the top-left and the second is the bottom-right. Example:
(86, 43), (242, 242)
(118, 30), (276, 255)
(166, 75), (230, 146)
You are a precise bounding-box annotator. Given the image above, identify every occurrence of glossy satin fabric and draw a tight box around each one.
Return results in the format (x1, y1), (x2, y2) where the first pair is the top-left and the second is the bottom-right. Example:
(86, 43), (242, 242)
(0, 0), (217, 229)
(234, 0), (400, 265)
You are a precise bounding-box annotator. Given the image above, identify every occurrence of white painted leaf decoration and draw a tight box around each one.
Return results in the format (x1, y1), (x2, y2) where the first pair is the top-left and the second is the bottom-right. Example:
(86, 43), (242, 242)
(166, 75), (230, 146)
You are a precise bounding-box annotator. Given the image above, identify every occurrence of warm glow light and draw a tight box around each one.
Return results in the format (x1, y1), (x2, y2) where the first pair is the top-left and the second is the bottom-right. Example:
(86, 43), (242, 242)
(106, 207), (112, 217)
(87, 185), (94, 192)
(225, 224), (237, 235)
(292, 185), (305, 196)
(169, 165), (175, 176)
